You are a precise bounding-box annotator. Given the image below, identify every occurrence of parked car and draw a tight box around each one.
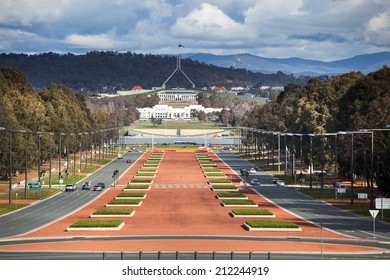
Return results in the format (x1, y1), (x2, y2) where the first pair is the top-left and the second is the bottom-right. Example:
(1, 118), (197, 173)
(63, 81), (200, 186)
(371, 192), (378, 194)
(272, 178), (280, 184)
(81, 181), (91, 190)
(276, 180), (285, 187)
(65, 184), (77, 191)
(250, 178), (260, 186)
(249, 168), (256, 174)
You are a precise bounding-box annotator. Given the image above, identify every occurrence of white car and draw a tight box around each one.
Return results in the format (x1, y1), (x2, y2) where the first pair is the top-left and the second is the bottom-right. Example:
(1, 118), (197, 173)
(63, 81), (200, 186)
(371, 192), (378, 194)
(250, 178), (260, 186)
(249, 168), (256, 174)
(276, 180), (285, 187)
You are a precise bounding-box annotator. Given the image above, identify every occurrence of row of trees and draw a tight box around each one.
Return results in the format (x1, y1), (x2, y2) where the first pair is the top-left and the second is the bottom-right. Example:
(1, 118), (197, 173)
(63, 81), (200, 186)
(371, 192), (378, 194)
(0, 68), (116, 180)
(0, 51), (310, 92)
(240, 66), (390, 195)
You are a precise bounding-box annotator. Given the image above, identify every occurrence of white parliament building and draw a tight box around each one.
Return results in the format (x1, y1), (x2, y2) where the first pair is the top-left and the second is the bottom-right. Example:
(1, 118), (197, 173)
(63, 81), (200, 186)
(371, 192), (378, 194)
(138, 104), (222, 120)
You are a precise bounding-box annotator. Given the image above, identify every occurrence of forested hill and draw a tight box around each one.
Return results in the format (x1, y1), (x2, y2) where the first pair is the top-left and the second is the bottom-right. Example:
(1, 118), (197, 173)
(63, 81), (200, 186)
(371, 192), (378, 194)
(0, 51), (310, 92)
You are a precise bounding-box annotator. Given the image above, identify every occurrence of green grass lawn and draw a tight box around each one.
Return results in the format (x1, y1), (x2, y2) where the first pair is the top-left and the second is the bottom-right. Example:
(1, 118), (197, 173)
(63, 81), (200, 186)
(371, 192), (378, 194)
(0, 204), (28, 215)
(117, 192), (145, 197)
(131, 120), (226, 130)
(0, 188), (62, 200)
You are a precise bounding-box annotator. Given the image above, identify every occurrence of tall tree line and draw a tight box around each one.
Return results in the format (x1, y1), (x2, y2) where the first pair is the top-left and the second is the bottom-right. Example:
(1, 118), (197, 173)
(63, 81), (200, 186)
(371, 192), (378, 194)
(241, 66), (390, 195)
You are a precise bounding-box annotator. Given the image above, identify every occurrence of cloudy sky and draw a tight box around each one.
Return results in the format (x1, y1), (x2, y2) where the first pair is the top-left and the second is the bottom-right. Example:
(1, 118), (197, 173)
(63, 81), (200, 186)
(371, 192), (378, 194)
(0, 0), (389, 61)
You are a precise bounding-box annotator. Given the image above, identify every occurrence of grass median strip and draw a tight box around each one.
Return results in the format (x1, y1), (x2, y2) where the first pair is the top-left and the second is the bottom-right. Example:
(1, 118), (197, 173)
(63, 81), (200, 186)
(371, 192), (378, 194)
(222, 199), (257, 205)
(69, 220), (122, 228)
(117, 192), (145, 197)
(108, 199), (141, 205)
(232, 209), (273, 216)
(217, 192), (246, 198)
(125, 185), (150, 190)
(93, 208), (134, 215)
(245, 220), (299, 228)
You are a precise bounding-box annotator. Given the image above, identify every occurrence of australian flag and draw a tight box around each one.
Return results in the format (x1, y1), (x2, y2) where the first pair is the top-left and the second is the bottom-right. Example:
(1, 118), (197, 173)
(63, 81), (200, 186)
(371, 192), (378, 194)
(178, 44), (185, 48)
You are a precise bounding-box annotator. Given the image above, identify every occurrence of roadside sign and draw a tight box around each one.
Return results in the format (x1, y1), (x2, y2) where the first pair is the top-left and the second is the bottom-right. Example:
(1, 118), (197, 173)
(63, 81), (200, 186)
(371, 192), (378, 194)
(369, 210), (379, 219)
(28, 182), (41, 190)
(376, 198), (390, 209)
(358, 193), (368, 199)
(59, 179), (64, 184)
(337, 188), (346, 193)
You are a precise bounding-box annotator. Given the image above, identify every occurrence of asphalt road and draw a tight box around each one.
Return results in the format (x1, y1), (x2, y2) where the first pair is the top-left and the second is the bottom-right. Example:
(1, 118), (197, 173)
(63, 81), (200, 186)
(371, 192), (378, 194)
(216, 151), (390, 242)
(0, 151), (143, 238)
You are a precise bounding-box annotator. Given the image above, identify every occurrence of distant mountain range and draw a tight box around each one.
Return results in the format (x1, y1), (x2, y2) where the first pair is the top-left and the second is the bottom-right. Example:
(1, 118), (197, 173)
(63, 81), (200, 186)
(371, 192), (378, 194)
(181, 51), (390, 76)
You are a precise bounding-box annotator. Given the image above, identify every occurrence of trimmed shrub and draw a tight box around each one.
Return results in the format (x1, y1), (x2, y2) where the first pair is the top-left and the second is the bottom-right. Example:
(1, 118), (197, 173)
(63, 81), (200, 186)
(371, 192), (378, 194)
(117, 192), (145, 197)
(93, 209), (133, 215)
(217, 192), (246, 198)
(222, 199), (256, 205)
(108, 199), (141, 205)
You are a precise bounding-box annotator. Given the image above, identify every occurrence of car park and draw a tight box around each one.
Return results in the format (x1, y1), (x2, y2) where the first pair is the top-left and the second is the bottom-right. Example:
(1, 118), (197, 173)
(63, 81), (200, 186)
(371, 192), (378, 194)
(65, 184), (77, 191)
(250, 178), (260, 186)
(81, 181), (91, 190)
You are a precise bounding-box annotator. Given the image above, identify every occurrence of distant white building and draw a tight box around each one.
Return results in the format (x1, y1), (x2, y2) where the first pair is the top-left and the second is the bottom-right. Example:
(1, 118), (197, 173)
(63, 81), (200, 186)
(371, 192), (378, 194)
(138, 104), (223, 120)
(157, 90), (198, 103)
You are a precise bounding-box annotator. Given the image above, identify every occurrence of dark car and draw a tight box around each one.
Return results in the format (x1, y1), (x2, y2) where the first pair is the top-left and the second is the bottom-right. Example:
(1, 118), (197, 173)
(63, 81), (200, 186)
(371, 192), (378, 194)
(81, 181), (91, 190)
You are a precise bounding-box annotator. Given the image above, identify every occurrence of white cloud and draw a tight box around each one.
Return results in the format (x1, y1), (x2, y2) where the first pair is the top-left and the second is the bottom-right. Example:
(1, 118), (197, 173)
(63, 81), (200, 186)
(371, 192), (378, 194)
(171, 3), (253, 40)
(365, 9), (390, 46)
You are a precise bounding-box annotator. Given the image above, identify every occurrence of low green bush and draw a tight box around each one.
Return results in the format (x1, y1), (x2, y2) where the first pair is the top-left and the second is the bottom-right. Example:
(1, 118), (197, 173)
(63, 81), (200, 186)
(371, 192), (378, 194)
(203, 168), (222, 172)
(108, 199), (141, 205)
(222, 199), (256, 205)
(205, 173), (225, 177)
(69, 220), (122, 228)
(138, 169), (157, 173)
(93, 208), (133, 215)
(134, 173), (155, 176)
(232, 209), (273, 215)
(245, 220), (299, 228)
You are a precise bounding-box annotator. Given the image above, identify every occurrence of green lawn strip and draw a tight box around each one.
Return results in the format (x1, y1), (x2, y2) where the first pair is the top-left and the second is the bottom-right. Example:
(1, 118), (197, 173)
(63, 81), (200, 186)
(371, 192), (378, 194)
(134, 173), (155, 177)
(0, 188), (62, 200)
(200, 163), (217, 167)
(130, 179), (153, 183)
(202, 168), (221, 172)
(232, 209), (273, 216)
(217, 192), (246, 198)
(245, 220), (299, 228)
(209, 179), (233, 184)
(143, 164), (159, 167)
(93, 208), (133, 215)
(0, 204), (28, 216)
(43, 175), (85, 185)
(211, 185), (237, 190)
(205, 173), (226, 177)
(125, 185), (150, 190)
(222, 199), (257, 205)
(69, 220), (122, 228)
(117, 192), (145, 198)
(138, 169), (157, 173)
(198, 159), (213, 162)
(107, 199), (141, 205)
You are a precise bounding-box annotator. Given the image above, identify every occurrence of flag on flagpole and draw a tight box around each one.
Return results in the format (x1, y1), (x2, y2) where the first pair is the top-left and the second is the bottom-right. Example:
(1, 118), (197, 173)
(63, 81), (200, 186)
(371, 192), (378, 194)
(178, 44), (185, 48)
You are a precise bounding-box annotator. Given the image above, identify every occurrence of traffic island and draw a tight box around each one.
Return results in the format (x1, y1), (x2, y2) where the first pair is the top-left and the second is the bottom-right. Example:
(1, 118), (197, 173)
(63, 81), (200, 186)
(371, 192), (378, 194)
(243, 220), (302, 231)
(66, 220), (125, 231)
(90, 208), (135, 218)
